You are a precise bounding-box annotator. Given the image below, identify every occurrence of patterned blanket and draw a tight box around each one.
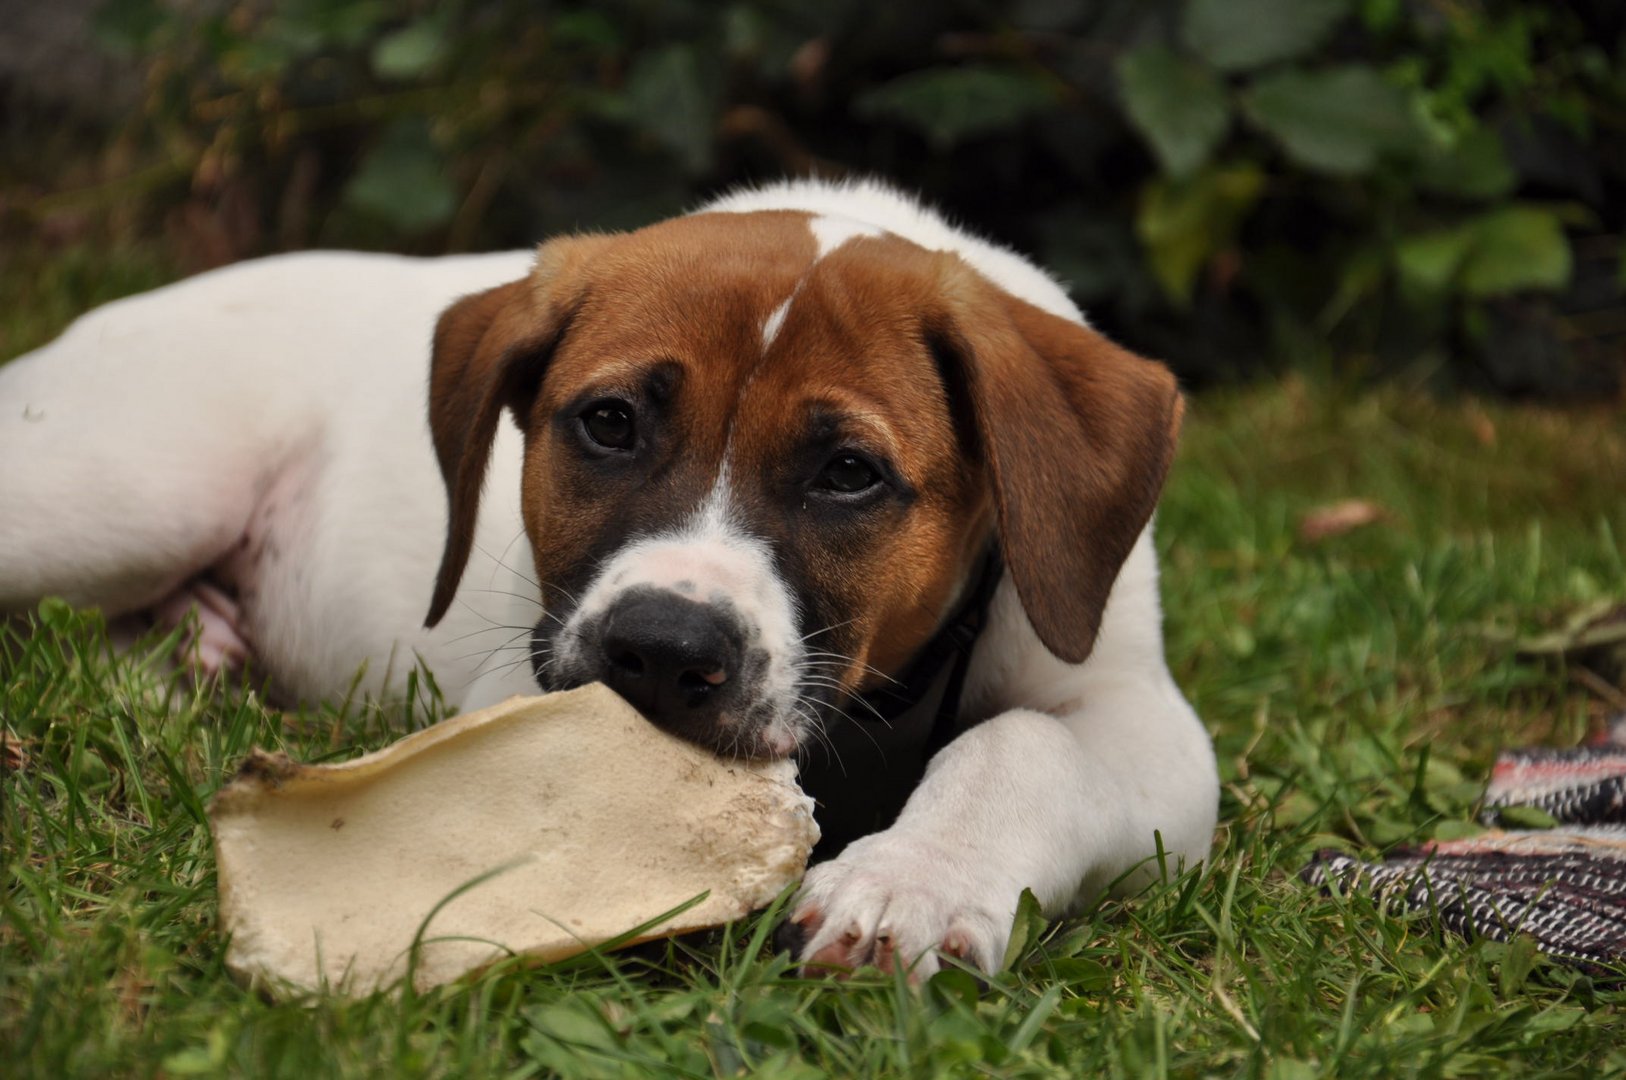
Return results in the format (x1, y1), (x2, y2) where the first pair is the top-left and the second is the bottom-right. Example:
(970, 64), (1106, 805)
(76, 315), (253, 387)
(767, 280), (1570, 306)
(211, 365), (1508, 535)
(1303, 724), (1626, 969)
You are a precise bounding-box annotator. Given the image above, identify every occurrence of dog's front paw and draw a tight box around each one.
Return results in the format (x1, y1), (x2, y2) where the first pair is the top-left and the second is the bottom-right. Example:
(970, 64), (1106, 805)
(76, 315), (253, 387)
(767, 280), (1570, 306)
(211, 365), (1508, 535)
(783, 833), (1014, 980)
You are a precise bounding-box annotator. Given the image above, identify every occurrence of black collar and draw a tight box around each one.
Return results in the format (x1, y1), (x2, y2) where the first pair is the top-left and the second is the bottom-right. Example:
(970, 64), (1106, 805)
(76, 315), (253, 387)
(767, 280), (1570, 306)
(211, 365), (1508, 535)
(856, 546), (1005, 755)
(797, 546), (1004, 855)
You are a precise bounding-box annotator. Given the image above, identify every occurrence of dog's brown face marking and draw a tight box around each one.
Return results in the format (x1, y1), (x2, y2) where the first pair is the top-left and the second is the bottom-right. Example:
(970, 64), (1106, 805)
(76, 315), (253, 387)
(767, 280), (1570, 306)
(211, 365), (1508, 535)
(726, 235), (994, 680)
(516, 213), (807, 619)
(516, 214), (991, 703)
(426, 206), (1182, 757)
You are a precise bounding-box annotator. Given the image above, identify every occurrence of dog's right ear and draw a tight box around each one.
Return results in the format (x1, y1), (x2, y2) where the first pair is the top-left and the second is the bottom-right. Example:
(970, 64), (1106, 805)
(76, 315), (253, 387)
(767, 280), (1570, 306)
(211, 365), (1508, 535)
(424, 236), (606, 628)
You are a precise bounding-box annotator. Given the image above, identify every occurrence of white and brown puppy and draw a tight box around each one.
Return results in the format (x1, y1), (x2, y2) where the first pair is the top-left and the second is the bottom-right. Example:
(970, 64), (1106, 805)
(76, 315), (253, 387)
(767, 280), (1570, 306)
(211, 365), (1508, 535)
(0, 179), (1218, 978)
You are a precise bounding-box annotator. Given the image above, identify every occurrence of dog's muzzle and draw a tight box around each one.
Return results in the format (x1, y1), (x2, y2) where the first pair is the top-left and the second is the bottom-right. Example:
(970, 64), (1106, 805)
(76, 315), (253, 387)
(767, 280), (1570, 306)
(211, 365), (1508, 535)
(531, 584), (780, 755)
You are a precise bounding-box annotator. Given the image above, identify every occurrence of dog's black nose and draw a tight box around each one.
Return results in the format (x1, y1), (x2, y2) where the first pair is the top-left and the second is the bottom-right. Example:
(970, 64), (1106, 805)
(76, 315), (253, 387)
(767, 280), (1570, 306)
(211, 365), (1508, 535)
(597, 589), (742, 726)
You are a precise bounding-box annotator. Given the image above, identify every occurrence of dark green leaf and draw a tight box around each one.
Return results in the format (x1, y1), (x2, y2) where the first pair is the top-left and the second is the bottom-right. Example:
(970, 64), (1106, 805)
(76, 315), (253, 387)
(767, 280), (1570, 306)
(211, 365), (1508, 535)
(38, 596), (75, 631)
(927, 967), (984, 1006)
(1244, 65), (1419, 174)
(522, 1002), (618, 1051)
(343, 121), (457, 233)
(1365, 814), (1416, 847)
(1040, 957), (1115, 990)
(1498, 933), (1540, 996)
(1136, 163), (1264, 305)
(1117, 45), (1231, 179)
(1001, 887), (1047, 969)
(1183, 0), (1350, 72)
(1396, 226), (1475, 296)
(1459, 206), (1572, 296)
(1523, 1006), (1585, 1035)
(1396, 206), (1572, 298)
(1430, 819), (1486, 842)
(1413, 127), (1517, 200)
(1496, 805), (1559, 830)
(857, 65), (1057, 150)
(372, 20), (446, 81)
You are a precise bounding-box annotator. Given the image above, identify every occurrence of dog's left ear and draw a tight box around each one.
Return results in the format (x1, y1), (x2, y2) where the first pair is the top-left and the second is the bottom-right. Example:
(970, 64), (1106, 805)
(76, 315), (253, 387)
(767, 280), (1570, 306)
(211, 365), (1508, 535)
(424, 235), (607, 628)
(929, 270), (1183, 665)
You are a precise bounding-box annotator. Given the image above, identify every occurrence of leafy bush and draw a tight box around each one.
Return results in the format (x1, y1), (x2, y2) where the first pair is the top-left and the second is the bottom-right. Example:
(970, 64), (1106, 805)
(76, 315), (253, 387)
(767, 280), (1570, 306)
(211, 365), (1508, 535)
(43, 0), (1626, 393)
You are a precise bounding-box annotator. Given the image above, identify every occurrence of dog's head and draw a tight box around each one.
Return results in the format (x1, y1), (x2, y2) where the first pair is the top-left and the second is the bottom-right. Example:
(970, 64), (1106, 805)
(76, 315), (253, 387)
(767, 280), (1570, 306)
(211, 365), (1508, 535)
(424, 209), (1181, 758)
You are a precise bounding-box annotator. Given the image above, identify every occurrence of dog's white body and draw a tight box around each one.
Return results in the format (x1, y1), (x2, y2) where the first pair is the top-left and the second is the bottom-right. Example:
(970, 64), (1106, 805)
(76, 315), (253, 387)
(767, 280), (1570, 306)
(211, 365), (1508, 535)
(0, 180), (1218, 976)
(2, 250), (542, 706)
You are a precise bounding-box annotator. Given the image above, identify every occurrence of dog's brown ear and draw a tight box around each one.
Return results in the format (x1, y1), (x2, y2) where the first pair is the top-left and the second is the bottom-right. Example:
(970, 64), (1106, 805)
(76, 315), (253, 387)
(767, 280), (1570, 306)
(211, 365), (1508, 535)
(931, 272), (1183, 664)
(424, 236), (605, 627)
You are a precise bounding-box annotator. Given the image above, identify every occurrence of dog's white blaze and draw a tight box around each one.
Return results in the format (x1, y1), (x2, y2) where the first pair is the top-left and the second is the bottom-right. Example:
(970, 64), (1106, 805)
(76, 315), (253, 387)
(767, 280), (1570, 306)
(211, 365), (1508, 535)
(810, 214), (884, 259)
(760, 297), (793, 350)
(555, 460), (804, 746)
(684, 460), (748, 556)
(759, 215), (884, 355)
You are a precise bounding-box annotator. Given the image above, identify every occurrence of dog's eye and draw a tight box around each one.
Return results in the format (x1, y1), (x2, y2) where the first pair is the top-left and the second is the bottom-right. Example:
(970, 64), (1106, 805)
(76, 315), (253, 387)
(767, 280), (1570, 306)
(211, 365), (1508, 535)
(816, 453), (880, 494)
(582, 402), (635, 450)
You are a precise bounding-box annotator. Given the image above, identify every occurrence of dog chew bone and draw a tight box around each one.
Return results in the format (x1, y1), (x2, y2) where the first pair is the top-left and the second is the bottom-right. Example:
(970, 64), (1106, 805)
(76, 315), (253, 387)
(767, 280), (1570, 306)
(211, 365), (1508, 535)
(210, 684), (818, 996)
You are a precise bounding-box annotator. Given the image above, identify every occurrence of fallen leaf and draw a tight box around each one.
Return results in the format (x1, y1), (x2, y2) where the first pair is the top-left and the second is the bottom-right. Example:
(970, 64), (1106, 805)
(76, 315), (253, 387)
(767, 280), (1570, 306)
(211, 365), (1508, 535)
(1, 730), (27, 772)
(1298, 499), (1387, 542)
(1465, 404), (1498, 447)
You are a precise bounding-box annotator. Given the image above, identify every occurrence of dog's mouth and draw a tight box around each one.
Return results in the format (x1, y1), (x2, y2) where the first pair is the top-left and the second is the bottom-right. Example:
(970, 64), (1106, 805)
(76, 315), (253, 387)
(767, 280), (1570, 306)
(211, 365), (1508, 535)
(528, 591), (814, 761)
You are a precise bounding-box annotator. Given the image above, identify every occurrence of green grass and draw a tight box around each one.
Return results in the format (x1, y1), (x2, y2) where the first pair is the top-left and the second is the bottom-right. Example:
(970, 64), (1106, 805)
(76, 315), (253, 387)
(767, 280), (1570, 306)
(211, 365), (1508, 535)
(4, 265), (1625, 1077)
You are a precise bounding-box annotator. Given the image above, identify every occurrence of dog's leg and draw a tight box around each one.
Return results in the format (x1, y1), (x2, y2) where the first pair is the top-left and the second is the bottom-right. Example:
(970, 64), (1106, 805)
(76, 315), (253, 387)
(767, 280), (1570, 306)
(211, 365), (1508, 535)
(788, 543), (1219, 979)
(790, 690), (1216, 977)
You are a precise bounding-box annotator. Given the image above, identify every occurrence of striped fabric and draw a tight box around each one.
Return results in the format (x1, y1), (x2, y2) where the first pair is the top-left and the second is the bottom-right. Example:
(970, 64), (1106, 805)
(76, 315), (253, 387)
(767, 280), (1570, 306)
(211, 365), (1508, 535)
(1303, 718), (1626, 970)
(1482, 740), (1626, 826)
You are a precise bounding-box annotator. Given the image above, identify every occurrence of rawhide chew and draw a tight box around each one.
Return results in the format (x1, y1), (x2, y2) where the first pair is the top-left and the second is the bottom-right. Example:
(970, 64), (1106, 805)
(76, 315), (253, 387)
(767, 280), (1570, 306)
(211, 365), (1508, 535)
(210, 684), (818, 995)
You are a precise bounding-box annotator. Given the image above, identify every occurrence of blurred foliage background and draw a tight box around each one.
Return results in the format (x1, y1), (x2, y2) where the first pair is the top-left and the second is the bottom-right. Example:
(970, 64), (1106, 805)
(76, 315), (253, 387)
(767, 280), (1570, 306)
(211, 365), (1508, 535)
(1, 0), (1622, 398)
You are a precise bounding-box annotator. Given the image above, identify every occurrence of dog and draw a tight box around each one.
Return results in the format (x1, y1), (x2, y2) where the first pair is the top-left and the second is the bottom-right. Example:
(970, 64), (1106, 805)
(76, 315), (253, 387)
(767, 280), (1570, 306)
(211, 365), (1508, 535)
(0, 178), (1218, 978)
